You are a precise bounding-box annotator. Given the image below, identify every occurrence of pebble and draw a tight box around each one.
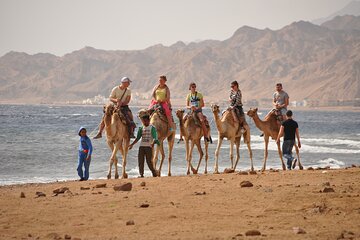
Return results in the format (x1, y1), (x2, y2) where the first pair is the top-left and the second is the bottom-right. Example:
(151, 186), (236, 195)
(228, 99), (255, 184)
(223, 168), (235, 173)
(240, 181), (253, 188)
(35, 192), (46, 197)
(95, 183), (107, 188)
(249, 170), (257, 175)
(140, 182), (146, 187)
(293, 227), (306, 234)
(126, 220), (135, 226)
(245, 230), (261, 236)
(307, 167), (314, 170)
(237, 171), (248, 175)
(140, 203), (150, 208)
(322, 187), (335, 193)
(80, 187), (90, 190)
(20, 192), (25, 198)
(64, 234), (71, 239)
(113, 182), (132, 191)
(195, 191), (206, 195)
(53, 187), (69, 194)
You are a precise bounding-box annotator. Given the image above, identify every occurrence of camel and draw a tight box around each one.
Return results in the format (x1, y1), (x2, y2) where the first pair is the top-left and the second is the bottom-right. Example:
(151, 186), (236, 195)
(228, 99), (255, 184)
(103, 104), (130, 179)
(211, 104), (254, 173)
(175, 109), (209, 175)
(246, 108), (302, 171)
(138, 107), (176, 176)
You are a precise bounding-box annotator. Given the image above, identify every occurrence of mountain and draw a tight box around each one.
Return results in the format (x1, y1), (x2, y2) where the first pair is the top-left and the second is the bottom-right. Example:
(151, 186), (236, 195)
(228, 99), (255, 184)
(312, 1), (360, 25)
(1, 16), (360, 107)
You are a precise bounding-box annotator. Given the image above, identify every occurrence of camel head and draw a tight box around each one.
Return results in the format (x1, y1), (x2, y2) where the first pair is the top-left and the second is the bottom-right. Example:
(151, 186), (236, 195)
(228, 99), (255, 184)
(175, 109), (185, 119)
(104, 104), (115, 116)
(211, 104), (220, 114)
(246, 108), (258, 118)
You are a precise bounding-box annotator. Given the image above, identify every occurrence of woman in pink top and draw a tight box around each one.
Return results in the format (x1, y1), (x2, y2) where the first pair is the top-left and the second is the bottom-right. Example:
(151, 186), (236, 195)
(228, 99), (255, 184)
(149, 75), (174, 130)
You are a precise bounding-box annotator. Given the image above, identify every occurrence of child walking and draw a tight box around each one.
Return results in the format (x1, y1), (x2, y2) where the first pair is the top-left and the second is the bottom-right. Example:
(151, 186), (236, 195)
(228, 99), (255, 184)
(77, 126), (93, 181)
(128, 114), (159, 177)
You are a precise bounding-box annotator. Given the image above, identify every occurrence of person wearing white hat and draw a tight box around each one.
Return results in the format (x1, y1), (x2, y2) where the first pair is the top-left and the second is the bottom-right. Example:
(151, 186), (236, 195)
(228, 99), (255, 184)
(94, 76), (136, 139)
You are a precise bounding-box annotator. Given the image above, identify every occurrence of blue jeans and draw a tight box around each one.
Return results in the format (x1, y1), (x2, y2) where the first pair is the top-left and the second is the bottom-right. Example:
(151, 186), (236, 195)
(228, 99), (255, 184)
(77, 151), (91, 180)
(282, 140), (295, 170)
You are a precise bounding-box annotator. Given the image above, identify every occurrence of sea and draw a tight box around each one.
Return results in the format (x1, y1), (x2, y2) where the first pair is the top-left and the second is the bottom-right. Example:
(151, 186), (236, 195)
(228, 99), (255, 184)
(0, 104), (359, 185)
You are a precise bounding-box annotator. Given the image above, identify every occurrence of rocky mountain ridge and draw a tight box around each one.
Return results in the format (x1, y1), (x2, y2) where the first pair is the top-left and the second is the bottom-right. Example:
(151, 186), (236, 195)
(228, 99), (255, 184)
(0, 15), (359, 107)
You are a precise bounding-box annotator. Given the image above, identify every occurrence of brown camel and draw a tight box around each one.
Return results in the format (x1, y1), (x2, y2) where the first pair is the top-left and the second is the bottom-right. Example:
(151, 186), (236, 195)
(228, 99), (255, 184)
(246, 108), (302, 171)
(103, 104), (130, 179)
(211, 104), (254, 173)
(138, 108), (176, 176)
(175, 109), (209, 175)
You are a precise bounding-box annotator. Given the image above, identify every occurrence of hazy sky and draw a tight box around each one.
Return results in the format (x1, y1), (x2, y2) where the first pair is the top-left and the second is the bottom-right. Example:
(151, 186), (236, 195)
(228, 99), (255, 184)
(0, 0), (352, 57)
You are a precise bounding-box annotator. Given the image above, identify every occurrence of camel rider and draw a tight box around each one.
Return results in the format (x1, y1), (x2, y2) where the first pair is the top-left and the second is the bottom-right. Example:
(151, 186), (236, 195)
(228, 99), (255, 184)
(182, 82), (211, 143)
(93, 77), (136, 139)
(272, 83), (289, 123)
(229, 81), (246, 134)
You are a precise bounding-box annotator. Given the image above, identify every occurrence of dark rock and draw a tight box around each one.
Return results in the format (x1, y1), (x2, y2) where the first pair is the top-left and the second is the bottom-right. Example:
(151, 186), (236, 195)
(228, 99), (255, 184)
(195, 191), (206, 195)
(240, 181), (253, 188)
(140, 182), (146, 187)
(351, 164), (357, 168)
(322, 187), (335, 193)
(114, 182), (132, 191)
(249, 170), (257, 175)
(80, 187), (90, 190)
(245, 230), (261, 236)
(224, 168), (235, 173)
(35, 192), (46, 197)
(64, 234), (71, 239)
(307, 167), (314, 170)
(95, 183), (107, 188)
(322, 182), (331, 187)
(126, 220), (135, 225)
(53, 187), (69, 194)
(140, 203), (150, 208)
(20, 192), (25, 198)
(237, 171), (248, 175)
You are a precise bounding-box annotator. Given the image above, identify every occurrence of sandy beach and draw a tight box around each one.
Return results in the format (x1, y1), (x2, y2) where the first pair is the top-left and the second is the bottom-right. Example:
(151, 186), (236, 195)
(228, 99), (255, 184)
(1, 167), (359, 240)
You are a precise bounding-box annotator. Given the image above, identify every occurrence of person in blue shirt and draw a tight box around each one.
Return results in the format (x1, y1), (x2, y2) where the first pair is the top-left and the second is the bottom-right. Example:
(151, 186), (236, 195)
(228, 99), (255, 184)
(77, 127), (93, 181)
(128, 114), (160, 177)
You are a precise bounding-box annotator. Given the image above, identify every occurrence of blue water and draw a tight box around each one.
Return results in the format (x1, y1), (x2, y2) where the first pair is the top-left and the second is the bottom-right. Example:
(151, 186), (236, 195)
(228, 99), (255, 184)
(0, 104), (359, 185)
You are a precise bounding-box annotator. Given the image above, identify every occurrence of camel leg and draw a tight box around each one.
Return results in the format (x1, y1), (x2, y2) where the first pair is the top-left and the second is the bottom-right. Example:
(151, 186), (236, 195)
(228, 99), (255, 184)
(214, 137), (223, 174)
(229, 140), (234, 170)
(244, 125), (254, 172)
(262, 136), (270, 172)
(152, 142), (161, 174)
(204, 139), (209, 174)
(106, 141), (115, 179)
(121, 140), (129, 179)
(293, 144), (303, 170)
(247, 140), (254, 172)
(113, 142), (121, 179)
(167, 134), (175, 176)
(185, 139), (191, 175)
(276, 140), (286, 170)
(158, 143), (166, 176)
(188, 141), (196, 174)
(233, 137), (241, 171)
(194, 139), (204, 174)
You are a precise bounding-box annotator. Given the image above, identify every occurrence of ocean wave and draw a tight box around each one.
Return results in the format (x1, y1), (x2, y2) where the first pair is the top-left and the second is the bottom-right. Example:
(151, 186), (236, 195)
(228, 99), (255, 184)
(301, 137), (360, 148)
(307, 158), (345, 169)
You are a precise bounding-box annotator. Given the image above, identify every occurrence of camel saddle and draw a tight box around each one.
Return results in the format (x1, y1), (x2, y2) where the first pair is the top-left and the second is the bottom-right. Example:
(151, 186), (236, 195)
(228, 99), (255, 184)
(149, 103), (171, 123)
(185, 111), (210, 128)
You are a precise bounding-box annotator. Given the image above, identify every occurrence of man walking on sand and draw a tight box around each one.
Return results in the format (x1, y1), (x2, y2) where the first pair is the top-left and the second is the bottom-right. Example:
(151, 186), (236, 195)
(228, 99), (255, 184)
(276, 110), (301, 170)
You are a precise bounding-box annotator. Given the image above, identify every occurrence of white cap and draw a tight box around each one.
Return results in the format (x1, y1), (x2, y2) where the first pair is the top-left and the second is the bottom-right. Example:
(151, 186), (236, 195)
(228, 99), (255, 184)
(121, 77), (132, 83)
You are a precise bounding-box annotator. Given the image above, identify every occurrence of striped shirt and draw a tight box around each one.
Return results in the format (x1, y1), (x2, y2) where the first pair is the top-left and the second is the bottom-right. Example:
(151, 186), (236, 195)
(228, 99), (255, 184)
(230, 90), (242, 107)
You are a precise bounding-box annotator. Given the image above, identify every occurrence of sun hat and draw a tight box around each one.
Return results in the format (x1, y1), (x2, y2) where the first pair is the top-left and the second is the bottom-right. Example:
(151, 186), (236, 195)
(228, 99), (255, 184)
(121, 77), (132, 83)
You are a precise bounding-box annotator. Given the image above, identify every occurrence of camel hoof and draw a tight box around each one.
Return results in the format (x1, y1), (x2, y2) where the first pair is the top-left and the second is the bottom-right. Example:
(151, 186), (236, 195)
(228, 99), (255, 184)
(213, 171), (220, 174)
(168, 173), (171, 177)
(261, 168), (265, 172)
(204, 170), (208, 174)
(156, 170), (161, 177)
(107, 174), (111, 179)
(192, 169), (198, 174)
(282, 165), (286, 170)
(299, 165), (304, 170)
(122, 173), (128, 179)
(115, 174), (119, 179)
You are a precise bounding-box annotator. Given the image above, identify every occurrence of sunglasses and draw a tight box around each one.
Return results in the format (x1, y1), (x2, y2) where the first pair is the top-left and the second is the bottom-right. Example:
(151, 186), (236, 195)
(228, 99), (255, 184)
(191, 85), (196, 88)
(231, 85), (235, 88)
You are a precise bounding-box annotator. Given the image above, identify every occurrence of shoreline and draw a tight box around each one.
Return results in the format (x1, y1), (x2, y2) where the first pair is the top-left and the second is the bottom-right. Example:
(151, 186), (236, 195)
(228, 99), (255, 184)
(1, 167), (359, 239)
(1, 101), (359, 112)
